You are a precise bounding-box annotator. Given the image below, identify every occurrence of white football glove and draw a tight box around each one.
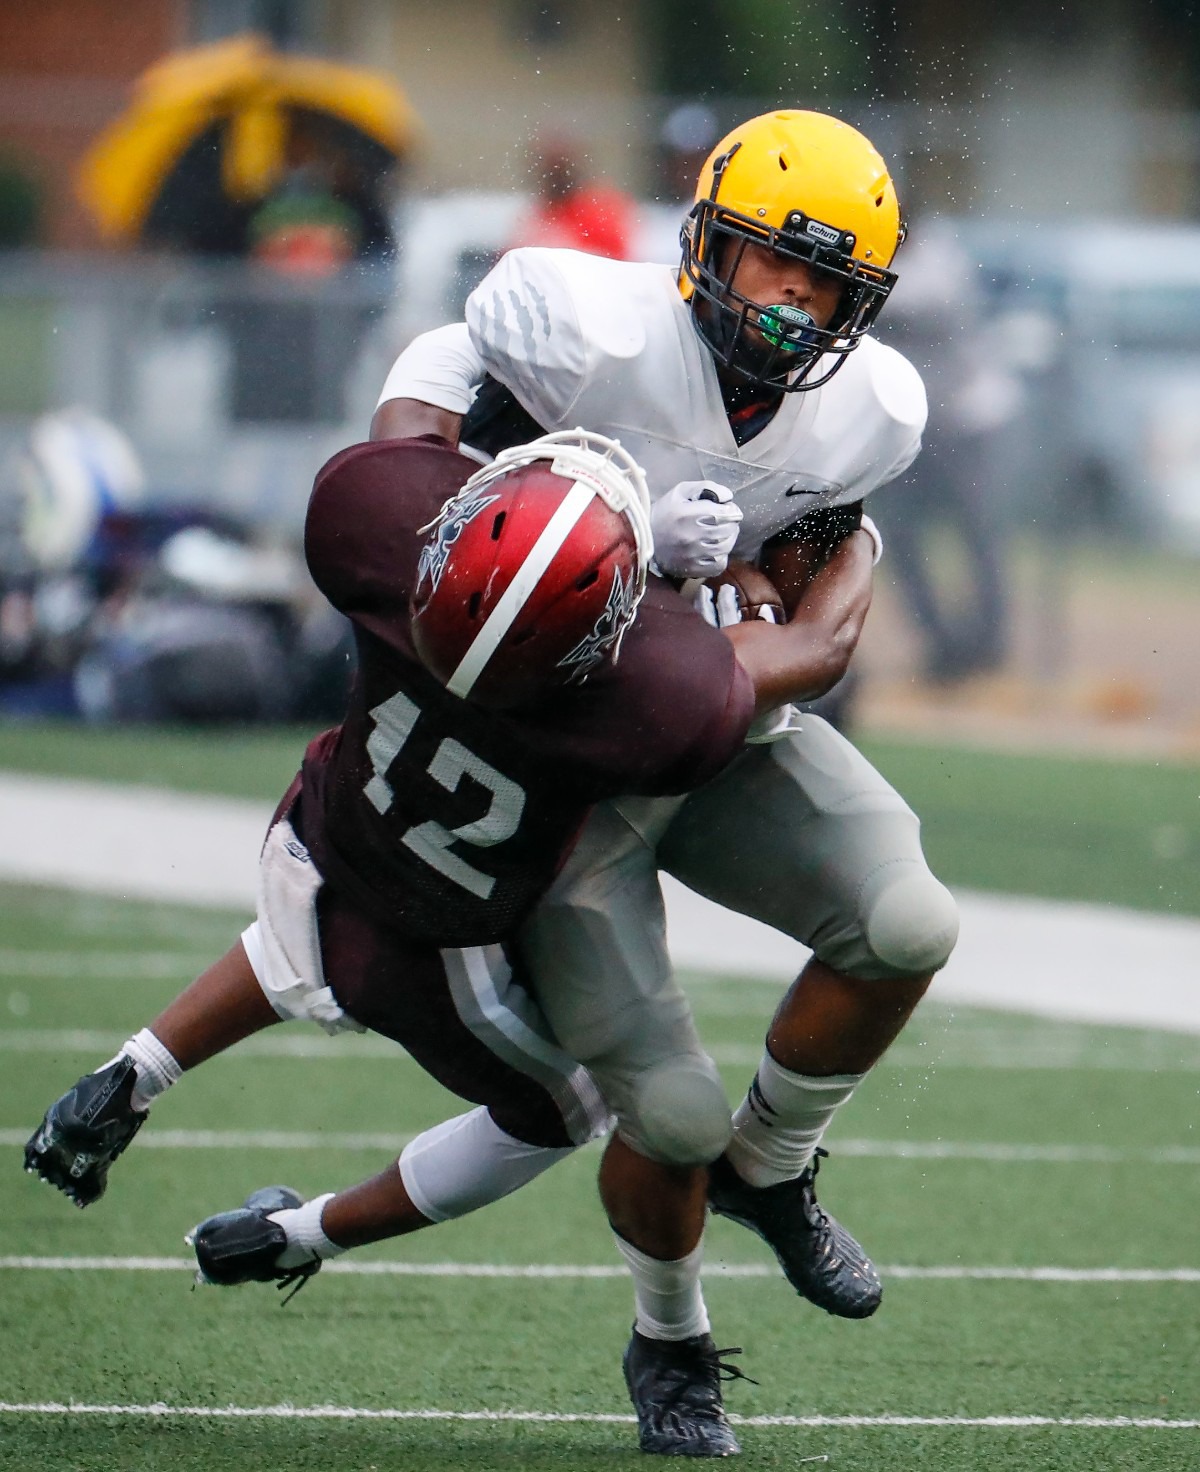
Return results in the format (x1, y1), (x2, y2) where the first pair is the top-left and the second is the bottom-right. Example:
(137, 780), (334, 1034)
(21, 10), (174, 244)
(693, 579), (793, 746)
(650, 480), (742, 579)
(694, 582), (778, 628)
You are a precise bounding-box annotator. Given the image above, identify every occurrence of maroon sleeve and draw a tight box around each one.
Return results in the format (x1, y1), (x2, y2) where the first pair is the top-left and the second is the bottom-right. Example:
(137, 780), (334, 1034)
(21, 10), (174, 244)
(535, 577), (756, 800)
(304, 437), (478, 620)
(658, 653), (756, 792)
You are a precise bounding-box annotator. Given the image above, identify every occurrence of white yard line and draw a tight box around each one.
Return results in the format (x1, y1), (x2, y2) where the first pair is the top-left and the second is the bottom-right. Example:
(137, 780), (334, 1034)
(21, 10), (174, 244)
(2, 1257), (1197, 1283)
(5, 1025), (1200, 1072)
(0, 1028), (408, 1059)
(0, 951), (209, 979)
(5, 1126), (1199, 1163)
(1, 770), (1198, 1033)
(832, 1138), (1200, 1164)
(2, 1127), (416, 1150)
(0, 1400), (1195, 1430)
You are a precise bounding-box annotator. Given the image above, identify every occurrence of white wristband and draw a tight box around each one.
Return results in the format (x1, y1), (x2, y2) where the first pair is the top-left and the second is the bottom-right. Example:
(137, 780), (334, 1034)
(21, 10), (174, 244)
(745, 703), (799, 744)
(859, 513), (883, 565)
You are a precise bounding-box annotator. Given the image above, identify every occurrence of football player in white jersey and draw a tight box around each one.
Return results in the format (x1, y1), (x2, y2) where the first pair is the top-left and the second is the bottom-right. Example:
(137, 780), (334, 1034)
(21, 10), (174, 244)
(371, 110), (959, 1456)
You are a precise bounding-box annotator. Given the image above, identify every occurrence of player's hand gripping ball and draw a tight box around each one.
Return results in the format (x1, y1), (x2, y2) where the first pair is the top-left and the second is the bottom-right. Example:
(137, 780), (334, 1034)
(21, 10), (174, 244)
(695, 559), (786, 628)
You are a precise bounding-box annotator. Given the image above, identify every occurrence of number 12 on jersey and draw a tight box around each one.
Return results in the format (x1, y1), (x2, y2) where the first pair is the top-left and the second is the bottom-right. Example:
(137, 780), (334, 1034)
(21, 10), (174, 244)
(364, 691), (526, 899)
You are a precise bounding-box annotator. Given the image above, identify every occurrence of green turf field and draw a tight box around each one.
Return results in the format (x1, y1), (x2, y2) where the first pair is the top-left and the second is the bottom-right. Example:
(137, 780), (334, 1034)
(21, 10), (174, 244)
(1, 882), (1198, 1470)
(0, 719), (1197, 916)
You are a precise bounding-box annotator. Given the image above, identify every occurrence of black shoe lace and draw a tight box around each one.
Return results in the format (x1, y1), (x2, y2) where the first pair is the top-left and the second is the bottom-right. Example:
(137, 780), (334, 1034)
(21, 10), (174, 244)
(708, 1345), (758, 1390)
(659, 1343), (758, 1412)
(798, 1147), (831, 1230)
(276, 1263), (318, 1306)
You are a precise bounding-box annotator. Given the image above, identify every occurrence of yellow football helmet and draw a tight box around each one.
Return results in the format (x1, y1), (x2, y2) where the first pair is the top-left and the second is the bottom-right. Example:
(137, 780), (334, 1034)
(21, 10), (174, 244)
(680, 110), (906, 392)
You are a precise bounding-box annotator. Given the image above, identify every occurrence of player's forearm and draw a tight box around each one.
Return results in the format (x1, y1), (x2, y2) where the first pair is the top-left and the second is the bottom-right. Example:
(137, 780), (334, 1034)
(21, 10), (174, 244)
(147, 940), (281, 1071)
(370, 397), (463, 443)
(760, 502), (866, 612)
(726, 530), (874, 711)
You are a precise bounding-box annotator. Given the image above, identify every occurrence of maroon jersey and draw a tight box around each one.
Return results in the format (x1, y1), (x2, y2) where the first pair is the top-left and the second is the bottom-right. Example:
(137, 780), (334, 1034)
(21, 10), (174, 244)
(298, 437), (755, 945)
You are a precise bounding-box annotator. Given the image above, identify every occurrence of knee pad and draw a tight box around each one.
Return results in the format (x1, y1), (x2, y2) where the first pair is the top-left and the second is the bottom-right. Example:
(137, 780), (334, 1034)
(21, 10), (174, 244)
(622, 1056), (732, 1167)
(864, 867), (959, 977)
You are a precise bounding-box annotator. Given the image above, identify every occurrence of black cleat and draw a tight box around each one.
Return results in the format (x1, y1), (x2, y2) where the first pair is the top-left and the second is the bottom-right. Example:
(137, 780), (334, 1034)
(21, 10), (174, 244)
(187, 1185), (319, 1302)
(24, 1056), (147, 1208)
(623, 1329), (750, 1457)
(708, 1148), (882, 1319)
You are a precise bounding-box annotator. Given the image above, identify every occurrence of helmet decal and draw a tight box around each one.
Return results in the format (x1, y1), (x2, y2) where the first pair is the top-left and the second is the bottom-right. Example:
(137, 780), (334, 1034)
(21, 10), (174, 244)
(416, 484), (501, 594)
(783, 209), (857, 255)
(556, 561), (641, 683)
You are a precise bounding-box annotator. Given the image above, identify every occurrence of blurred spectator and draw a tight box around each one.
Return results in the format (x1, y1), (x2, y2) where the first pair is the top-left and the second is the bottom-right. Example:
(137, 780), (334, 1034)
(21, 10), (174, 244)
(508, 136), (635, 259)
(227, 114), (398, 421)
(635, 104), (721, 265)
(127, 74), (402, 420)
(875, 218), (1024, 685)
(657, 103), (720, 206)
(249, 182), (361, 276)
(247, 113), (397, 274)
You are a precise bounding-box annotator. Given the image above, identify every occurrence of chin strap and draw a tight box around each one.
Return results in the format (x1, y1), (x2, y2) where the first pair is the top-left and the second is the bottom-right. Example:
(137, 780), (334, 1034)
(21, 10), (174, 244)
(859, 513), (883, 564)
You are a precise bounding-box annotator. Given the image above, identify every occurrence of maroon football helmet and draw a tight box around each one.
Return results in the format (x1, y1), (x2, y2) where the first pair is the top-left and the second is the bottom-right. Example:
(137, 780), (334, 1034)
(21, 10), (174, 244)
(411, 430), (653, 709)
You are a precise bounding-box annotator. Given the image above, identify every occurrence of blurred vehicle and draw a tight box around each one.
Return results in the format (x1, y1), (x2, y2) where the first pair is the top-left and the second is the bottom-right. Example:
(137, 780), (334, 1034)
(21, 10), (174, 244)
(955, 219), (1200, 548)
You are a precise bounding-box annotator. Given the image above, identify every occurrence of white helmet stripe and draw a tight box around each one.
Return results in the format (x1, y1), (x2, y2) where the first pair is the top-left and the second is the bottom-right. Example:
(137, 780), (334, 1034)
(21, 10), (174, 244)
(447, 478), (598, 699)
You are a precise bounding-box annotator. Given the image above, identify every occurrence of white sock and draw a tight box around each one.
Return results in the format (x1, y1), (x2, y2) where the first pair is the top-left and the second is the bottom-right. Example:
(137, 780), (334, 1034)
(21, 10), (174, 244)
(726, 1051), (865, 1188)
(398, 1108), (575, 1224)
(613, 1233), (710, 1342)
(269, 1192), (344, 1270)
(107, 1029), (183, 1113)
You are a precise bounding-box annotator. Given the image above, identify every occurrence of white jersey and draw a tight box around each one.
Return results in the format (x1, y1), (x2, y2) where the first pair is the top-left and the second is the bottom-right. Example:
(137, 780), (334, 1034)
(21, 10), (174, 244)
(379, 247), (927, 559)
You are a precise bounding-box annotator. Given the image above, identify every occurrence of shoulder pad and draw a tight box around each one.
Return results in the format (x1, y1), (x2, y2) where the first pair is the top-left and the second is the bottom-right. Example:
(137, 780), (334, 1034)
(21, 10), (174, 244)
(468, 250), (659, 381)
(860, 337), (928, 432)
(466, 249), (586, 426)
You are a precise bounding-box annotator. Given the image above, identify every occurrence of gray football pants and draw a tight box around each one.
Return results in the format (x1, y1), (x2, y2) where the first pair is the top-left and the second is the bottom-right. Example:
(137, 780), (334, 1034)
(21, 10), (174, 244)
(515, 715), (959, 1166)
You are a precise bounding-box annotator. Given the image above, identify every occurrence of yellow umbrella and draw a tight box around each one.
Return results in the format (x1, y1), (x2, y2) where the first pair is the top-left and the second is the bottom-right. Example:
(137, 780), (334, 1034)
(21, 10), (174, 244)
(77, 34), (417, 244)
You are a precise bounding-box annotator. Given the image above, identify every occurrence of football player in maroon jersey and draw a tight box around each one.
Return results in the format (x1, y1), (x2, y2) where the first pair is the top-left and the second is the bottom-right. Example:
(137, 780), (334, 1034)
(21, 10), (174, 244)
(24, 427), (876, 1456)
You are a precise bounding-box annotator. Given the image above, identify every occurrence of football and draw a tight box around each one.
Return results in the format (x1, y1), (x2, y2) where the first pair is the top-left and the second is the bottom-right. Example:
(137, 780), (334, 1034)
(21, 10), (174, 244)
(704, 559), (786, 623)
